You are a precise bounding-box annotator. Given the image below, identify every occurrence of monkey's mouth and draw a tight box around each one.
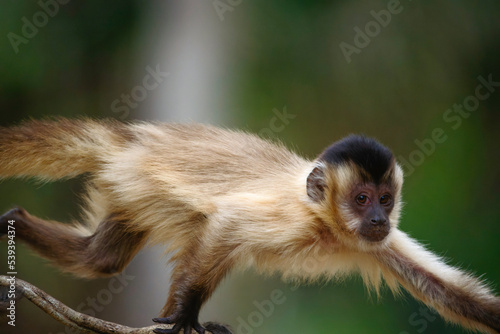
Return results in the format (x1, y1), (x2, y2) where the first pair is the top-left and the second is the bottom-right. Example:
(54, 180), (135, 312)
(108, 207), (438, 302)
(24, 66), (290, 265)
(359, 224), (390, 242)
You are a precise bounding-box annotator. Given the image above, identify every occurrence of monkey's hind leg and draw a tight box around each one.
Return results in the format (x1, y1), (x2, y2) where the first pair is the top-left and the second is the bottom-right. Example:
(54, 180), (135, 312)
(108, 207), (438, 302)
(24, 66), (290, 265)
(0, 207), (148, 278)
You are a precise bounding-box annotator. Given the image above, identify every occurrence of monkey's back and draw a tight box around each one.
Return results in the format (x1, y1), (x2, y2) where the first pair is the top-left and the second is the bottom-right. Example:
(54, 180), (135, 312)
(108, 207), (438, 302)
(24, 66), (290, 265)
(131, 123), (307, 191)
(94, 122), (309, 227)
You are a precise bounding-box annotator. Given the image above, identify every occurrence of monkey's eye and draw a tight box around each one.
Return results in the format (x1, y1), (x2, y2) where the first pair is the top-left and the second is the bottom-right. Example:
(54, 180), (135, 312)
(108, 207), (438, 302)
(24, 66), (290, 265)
(380, 194), (392, 205)
(356, 194), (370, 205)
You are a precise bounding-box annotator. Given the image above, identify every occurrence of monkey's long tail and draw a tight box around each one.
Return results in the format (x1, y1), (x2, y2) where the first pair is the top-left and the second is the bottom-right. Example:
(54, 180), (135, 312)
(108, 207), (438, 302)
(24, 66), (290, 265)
(0, 118), (130, 181)
(375, 230), (500, 334)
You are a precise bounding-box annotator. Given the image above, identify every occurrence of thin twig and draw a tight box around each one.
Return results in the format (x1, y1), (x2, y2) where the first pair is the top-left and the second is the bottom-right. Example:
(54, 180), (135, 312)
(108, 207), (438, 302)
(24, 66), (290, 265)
(0, 275), (215, 333)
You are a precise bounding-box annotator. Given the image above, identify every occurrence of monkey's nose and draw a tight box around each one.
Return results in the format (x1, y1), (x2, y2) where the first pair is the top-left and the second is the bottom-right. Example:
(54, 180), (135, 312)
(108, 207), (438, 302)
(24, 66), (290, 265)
(370, 217), (387, 226)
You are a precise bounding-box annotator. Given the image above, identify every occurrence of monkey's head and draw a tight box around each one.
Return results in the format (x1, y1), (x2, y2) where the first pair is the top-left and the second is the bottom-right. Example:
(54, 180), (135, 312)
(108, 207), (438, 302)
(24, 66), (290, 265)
(306, 135), (404, 249)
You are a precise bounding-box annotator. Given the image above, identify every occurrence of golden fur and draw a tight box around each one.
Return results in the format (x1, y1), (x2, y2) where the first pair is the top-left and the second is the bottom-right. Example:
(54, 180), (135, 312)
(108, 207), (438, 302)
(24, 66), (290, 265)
(0, 118), (498, 334)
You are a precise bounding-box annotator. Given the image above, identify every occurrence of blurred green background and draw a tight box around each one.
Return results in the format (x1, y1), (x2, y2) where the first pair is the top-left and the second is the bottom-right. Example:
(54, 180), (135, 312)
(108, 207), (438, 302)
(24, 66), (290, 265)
(0, 1), (499, 333)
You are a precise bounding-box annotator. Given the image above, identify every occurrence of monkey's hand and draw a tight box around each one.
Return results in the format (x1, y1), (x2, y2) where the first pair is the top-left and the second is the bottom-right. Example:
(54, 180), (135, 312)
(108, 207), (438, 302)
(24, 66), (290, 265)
(153, 310), (205, 334)
(153, 316), (234, 334)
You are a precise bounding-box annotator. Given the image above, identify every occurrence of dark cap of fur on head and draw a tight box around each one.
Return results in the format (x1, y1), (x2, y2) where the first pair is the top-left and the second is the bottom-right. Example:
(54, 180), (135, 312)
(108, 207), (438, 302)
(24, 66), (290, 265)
(319, 135), (394, 184)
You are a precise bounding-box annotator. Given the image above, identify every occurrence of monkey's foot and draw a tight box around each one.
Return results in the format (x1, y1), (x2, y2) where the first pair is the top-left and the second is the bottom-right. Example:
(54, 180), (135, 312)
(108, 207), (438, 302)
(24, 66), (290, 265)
(0, 207), (25, 236)
(153, 314), (205, 334)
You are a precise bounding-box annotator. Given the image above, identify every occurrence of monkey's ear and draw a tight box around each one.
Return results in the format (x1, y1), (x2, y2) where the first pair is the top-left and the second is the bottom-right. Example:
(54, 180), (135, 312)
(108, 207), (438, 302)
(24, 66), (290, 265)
(306, 165), (327, 202)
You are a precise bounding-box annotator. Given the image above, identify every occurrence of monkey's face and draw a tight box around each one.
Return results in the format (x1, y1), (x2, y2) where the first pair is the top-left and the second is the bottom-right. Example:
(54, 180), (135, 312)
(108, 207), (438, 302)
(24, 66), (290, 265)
(306, 162), (401, 247)
(348, 183), (394, 242)
(307, 135), (404, 247)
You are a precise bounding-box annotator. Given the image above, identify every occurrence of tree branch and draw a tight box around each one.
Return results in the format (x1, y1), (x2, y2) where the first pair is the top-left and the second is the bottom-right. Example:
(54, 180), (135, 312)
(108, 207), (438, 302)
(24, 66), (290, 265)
(0, 275), (229, 333)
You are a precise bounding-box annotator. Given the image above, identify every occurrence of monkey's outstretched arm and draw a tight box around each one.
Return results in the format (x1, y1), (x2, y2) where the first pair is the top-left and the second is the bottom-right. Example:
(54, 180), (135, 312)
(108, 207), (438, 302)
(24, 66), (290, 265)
(375, 230), (500, 333)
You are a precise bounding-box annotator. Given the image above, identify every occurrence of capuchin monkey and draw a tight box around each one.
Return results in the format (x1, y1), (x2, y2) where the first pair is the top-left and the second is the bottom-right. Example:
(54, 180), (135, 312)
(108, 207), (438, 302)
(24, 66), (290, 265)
(0, 118), (499, 334)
